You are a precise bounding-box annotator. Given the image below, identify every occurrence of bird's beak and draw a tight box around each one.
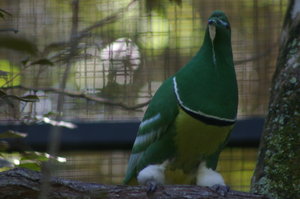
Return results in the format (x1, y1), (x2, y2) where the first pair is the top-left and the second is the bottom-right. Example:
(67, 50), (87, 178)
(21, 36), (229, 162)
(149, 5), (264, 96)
(208, 19), (216, 41)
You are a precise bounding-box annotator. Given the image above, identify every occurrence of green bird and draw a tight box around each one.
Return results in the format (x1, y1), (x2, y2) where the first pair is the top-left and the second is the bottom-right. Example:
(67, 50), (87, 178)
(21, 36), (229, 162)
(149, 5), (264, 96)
(124, 10), (238, 193)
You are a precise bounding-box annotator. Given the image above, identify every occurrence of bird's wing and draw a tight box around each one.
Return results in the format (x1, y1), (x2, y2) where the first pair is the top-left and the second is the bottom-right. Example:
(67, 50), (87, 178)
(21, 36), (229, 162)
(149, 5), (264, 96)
(123, 77), (179, 184)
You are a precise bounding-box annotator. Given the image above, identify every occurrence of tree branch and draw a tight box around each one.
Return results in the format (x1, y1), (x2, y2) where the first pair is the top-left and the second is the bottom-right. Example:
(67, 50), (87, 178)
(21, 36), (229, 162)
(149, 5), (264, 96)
(0, 168), (269, 199)
(17, 85), (150, 110)
(234, 43), (278, 65)
(38, 1), (81, 198)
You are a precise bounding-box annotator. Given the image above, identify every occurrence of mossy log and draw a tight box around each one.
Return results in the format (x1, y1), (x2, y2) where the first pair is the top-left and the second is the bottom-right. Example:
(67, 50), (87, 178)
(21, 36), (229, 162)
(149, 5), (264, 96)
(0, 168), (269, 199)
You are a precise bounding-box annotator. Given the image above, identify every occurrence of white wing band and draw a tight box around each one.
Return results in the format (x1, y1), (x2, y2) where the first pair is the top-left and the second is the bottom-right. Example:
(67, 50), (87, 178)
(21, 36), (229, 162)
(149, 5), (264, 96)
(172, 76), (236, 123)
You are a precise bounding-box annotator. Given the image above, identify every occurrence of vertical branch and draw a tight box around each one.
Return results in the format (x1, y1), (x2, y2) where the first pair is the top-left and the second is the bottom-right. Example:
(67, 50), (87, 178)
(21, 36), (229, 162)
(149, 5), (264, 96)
(49, 0), (79, 157)
(38, 1), (80, 198)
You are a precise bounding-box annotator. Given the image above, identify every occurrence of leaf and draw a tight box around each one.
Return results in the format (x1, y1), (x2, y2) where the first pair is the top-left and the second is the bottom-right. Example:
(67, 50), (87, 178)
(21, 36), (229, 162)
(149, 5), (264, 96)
(18, 95), (39, 102)
(0, 130), (27, 139)
(18, 161), (41, 171)
(0, 91), (39, 102)
(0, 8), (12, 19)
(0, 36), (38, 55)
(30, 58), (54, 66)
(0, 89), (7, 97)
(0, 167), (11, 172)
(0, 59), (21, 87)
(43, 111), (57, 117)
(21, 151), (49, 162)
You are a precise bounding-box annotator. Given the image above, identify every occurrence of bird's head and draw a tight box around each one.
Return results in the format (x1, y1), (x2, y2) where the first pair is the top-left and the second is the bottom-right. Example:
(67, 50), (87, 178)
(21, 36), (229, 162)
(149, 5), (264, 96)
(207, 11), (231, 42)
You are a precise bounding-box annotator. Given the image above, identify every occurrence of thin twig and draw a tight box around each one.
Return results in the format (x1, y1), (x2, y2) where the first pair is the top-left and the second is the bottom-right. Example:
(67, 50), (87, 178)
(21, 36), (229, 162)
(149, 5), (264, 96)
(0, 28), (18, 33)
(234, 42), (278, 65)
(18, 85), (150, 110)
(38, 1), (80, 199)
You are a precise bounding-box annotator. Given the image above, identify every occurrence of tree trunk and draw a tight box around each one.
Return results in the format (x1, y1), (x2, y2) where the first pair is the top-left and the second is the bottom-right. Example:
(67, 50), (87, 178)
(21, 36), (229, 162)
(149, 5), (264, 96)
(0, 168), (268, 199)
(251, 0), (300, 198)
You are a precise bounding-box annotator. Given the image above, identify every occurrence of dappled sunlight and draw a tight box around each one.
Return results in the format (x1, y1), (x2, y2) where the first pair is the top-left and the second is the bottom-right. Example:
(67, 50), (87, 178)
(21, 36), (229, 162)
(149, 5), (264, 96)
(0, 59), (20, 87)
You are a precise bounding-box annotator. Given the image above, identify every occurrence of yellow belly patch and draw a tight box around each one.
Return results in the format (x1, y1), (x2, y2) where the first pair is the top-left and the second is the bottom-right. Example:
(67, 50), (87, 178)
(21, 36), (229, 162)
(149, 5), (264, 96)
(173, 108), (233, 170)
(165, 167), (195, 184)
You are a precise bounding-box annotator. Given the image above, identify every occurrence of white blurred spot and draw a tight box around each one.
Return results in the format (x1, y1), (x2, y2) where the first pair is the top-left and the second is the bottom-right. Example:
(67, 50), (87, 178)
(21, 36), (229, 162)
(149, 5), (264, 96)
(75, 38), (141, 93)
(100, 38), (141, 85)
(35, 116), (77, 129)
(13, 159), (20, 165)
(57, 156), (67, 163)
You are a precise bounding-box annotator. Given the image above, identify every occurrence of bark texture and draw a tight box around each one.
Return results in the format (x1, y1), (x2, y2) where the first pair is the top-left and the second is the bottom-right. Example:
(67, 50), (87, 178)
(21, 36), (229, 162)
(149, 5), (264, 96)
(0, 168), (268, 199)
(251, 0), (300, 198)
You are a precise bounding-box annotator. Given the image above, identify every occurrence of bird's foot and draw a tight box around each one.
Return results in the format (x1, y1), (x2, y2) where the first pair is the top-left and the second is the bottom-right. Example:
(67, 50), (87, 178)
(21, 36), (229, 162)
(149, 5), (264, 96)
(210, 184), (230, 196)
(146, 180), (159, 195)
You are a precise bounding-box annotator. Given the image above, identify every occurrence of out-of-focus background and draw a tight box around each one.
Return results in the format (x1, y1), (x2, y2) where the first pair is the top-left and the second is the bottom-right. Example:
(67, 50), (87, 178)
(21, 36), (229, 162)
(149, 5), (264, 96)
(0, 0), (287, 192)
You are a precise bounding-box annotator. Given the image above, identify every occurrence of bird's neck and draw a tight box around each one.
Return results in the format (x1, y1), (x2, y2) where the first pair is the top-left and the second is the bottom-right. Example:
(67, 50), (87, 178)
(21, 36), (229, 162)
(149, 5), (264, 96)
(200, 30), (233, 66)
(173, 29), (238, 121)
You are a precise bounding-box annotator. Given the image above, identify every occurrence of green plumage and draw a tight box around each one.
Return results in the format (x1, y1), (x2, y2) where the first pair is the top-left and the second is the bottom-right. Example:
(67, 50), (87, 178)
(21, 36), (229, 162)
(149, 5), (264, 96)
(124, 10), (238, 185)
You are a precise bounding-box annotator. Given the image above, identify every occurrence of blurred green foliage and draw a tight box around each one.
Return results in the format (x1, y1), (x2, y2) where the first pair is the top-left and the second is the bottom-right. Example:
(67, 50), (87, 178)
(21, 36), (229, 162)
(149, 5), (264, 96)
(0, 129), (66, 172)
(0, 36), (38, 55)
(0, 130), (48, 172)
(0, 7), (63, 172)
(0, 8), (11, 19)
(145, 0), (182, 14)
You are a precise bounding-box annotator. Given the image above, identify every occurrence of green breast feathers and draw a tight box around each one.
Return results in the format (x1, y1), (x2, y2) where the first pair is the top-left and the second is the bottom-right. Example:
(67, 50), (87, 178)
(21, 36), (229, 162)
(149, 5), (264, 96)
(173, 12), (238, 124)
(124, 10), (238, 192)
